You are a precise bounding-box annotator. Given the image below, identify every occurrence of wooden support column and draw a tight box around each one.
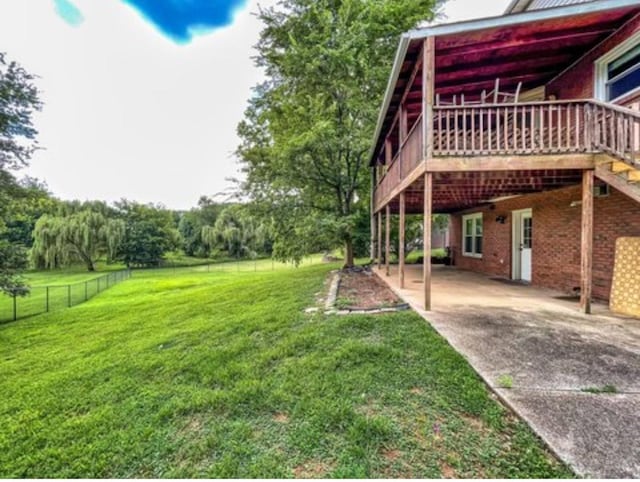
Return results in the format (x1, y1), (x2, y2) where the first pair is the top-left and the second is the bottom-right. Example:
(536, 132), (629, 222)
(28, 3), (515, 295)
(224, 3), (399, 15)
(399, 192), (406, 289)
(423, 36), (435, 161)
(423, 173), (433, 311)
(422, 36), (435, 311)
(580, 170), (594, 314)
(385, 205), (391, 276)
(377, 211), (382, 269)
(370, 171), (376, 261)
(399, 104), (407, 179)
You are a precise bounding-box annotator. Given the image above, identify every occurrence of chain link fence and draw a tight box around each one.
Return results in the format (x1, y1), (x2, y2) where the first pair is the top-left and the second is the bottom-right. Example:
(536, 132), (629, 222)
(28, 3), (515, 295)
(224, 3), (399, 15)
(151, 254), (324, 274)
(0, 269), (131, 323)
(0, 255), (330, 323)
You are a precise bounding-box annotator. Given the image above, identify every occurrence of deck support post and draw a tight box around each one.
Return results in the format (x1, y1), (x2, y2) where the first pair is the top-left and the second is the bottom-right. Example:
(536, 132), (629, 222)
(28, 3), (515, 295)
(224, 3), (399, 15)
(580, 170), (594, 314)
(385, 205), (391, 276)
(399, 192), (406, 289)
(377, 211), (382, 269)
(423, 173), (433, 311)
(423, 36), (435, 161)
(370, 171), (376, 261)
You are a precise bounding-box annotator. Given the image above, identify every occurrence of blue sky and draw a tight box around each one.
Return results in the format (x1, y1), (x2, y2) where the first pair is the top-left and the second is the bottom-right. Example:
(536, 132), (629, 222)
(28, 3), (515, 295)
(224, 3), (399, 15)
(0, 0), (509, 209)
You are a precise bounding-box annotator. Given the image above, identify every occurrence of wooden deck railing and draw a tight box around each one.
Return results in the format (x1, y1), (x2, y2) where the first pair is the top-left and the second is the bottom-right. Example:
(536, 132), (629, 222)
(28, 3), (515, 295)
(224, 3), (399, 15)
(433, 100), (595, 156)
(376, 115), (423, 206)
(374, 99), (640, 207)
(591, 100), (640, 169)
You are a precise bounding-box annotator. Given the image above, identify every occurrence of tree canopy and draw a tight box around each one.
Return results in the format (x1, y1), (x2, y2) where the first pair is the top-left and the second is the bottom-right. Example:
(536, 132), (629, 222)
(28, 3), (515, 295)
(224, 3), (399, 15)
(0, 52), (42, 295)
(237, 0), (440, 266)
(31, 210), (125, 271)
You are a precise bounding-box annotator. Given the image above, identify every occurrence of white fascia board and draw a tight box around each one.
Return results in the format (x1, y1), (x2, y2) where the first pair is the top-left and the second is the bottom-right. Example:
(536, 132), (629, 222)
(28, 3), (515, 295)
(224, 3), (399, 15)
(368, 34), (410, 164)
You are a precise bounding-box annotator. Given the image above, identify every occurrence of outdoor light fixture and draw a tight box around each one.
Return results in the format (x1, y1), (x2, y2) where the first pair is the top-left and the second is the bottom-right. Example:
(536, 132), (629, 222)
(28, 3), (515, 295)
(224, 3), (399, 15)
(495, 215), (506, 224)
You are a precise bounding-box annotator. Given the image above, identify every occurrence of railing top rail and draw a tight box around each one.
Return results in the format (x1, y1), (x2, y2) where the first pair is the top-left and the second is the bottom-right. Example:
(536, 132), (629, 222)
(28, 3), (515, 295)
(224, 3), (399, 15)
(433, 99), (592, 110)
(588, 99), (640, 118)
(432, 99), (640, 119)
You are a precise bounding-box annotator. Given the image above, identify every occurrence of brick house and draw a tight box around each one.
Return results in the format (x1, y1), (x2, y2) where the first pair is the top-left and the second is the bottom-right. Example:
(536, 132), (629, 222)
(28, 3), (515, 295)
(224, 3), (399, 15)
(370, 0), (640, 312)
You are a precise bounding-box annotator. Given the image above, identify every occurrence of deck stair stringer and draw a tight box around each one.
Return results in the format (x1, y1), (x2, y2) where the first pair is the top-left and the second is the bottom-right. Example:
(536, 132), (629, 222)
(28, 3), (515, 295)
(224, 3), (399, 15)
(595, 154), (640, 204)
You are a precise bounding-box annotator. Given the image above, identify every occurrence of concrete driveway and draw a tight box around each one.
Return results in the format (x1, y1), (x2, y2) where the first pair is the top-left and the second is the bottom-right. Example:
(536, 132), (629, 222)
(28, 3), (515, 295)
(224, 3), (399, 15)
(376, 264), (640, 478)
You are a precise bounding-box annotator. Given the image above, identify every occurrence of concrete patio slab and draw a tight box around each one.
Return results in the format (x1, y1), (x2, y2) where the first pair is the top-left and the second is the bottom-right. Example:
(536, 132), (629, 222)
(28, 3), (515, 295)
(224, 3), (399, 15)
(375, 264), (640, 478)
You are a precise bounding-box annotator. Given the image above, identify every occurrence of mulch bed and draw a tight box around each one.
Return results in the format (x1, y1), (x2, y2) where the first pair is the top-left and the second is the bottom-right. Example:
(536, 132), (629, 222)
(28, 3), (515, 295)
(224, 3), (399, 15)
(337, 269), (403, 310)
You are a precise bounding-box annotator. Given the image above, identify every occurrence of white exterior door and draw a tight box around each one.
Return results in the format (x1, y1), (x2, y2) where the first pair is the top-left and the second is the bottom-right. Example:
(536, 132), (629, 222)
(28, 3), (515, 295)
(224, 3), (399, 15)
(512, 209), (533, 282)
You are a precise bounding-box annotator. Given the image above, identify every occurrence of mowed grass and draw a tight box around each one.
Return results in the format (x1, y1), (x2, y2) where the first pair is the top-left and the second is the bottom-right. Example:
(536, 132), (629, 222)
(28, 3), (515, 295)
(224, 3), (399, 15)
(0, 256), (323, 322)
(0, 264), (573, 478)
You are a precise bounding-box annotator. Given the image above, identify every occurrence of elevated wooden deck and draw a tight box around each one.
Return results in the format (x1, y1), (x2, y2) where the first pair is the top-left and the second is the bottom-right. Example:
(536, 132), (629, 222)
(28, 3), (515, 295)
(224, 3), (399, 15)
(374, 99), (640, 213)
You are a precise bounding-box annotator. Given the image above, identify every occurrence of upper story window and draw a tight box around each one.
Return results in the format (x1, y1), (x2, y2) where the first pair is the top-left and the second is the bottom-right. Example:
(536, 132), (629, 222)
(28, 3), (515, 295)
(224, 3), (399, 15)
(596, 32), (640, 103)
(606, 44), (640, 101)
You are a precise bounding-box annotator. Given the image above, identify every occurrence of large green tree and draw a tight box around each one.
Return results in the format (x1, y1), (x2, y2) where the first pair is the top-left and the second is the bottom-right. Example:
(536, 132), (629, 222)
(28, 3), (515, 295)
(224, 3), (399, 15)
(31, 210), (125, 271)
(115, 201), (179, 268)
(0, 52), (42, 295)
(237, 0), (440, 267)
(178, 196), (226, 257)
(201, 204), (270, 260)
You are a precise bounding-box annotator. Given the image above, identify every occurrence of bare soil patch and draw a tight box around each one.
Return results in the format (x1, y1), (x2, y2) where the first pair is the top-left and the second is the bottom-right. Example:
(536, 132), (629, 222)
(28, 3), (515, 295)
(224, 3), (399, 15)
(337, 270), (403, 310)
(273, 412), (289, 424)
(293, 460), (335, 478)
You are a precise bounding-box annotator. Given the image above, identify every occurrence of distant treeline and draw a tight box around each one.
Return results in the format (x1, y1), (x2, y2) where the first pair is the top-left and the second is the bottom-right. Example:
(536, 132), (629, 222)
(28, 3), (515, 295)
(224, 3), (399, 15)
(5, 181), (277, 271)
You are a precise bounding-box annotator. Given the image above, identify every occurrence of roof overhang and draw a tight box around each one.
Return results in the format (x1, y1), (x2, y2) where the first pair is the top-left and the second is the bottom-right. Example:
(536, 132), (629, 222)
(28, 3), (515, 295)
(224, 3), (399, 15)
(369, 0), (640, 166)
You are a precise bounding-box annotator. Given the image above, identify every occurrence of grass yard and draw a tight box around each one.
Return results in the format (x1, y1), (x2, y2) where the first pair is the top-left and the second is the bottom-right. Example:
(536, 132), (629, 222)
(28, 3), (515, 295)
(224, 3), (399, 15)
(0, 264), (573, 478)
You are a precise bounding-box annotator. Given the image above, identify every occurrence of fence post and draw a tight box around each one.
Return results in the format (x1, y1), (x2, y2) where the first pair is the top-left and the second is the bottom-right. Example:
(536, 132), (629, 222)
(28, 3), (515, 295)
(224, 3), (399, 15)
(13, 291), (17, 321)
(106, 274), (110, 288)
(67, 285), (71, 307)
(85, 281), (88, 301)
(97, 277), (100, 293)
(46, 286), (49, 312)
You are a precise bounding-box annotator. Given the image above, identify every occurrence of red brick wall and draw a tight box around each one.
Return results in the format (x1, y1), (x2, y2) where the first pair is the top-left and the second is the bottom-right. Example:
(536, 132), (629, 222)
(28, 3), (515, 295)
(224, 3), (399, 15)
(546, 13), (640, 102)
(449, 184), (640, 300)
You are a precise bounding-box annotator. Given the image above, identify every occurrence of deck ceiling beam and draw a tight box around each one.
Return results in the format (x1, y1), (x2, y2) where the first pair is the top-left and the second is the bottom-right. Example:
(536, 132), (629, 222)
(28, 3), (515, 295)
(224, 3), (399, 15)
(436, 57), (575, 86)
(427, 154), (595, 172)
(435, 72), (555, 95)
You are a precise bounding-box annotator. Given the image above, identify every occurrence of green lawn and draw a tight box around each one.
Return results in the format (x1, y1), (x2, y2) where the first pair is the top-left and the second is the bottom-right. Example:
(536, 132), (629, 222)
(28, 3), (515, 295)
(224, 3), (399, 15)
(0, 264), (572, 478)
(0, 256), (324, 323)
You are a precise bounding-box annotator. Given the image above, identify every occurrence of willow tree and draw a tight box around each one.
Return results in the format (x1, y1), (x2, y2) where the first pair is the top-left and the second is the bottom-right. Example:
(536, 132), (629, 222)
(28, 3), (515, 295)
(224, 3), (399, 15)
(201, 205), (267, 259)
(32, 210), (124, 271)
(237, 0), (441, 267)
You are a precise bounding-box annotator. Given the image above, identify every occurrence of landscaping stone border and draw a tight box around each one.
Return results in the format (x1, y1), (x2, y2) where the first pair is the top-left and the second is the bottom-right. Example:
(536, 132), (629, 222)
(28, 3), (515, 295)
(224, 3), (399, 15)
(313, 268), (411, 315)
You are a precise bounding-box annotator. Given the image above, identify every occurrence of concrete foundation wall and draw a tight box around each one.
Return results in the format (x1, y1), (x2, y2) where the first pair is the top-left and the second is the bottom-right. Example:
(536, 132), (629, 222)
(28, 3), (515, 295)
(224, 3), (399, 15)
(450, 184), (640, 301)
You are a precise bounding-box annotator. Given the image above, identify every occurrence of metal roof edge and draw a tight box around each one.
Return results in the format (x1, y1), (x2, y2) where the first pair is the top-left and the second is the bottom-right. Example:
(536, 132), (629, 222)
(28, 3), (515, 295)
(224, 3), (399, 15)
(407, 0), (640, 40)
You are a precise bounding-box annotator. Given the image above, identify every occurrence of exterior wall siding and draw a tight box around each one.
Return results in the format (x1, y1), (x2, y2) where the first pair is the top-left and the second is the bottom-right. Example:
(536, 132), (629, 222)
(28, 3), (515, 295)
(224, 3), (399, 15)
(546, 13), (640, 102)
(450, 184), (640, 301)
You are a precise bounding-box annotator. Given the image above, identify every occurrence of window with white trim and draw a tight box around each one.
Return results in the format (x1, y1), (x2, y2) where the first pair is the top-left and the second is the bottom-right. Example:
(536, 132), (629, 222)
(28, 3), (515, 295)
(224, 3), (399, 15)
(606, 44), (640, 101)
(596, 32), (640, 102)
(462, 213), (483, 258)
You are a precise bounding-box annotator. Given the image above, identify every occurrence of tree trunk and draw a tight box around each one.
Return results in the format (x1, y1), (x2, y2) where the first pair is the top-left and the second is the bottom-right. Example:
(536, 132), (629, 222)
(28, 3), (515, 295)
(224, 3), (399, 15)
(343, 238), (354, 269)
(86, 260), (95, 271)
